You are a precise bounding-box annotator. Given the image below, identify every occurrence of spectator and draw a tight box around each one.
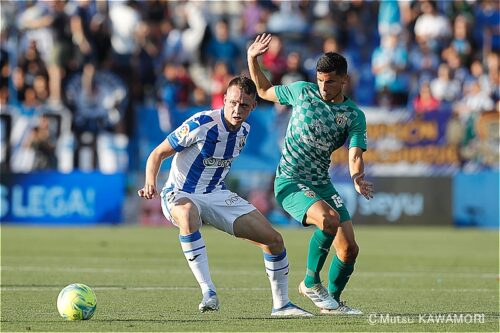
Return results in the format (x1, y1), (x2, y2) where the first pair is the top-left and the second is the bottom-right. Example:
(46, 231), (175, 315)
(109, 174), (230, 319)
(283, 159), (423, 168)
(23, 114), (58, 171)
(454, 80), (495, 122)
(451, 15), (473, 66)
(241, 0), (267, 39)
(206, 19), (241, 74)
(46, 0), (73, 105)
(280, 52), (308, 86)
(485, 51), (499, 102)
(372, 32), (409, 108)
(408, 39), (440, 83)
(378, 0), (403, 37)
(413, 81), (441, 113)
(108, 0), (140, 70)
(430, 63), (461, 103)
(261, 34), (287, 84)
(210, 61), (232, 109)
(414, 0), (452, 51)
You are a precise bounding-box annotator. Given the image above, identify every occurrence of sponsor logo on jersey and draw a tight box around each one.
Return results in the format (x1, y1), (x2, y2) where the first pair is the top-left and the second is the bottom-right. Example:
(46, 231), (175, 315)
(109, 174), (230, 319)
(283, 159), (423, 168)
(203, 157), (233, 168)
(175, 124), (190, 139)
(336, 114), (348, 127)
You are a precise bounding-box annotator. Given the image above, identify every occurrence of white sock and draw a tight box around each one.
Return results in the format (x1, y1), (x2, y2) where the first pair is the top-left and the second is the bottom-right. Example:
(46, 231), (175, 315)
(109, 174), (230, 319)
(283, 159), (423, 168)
(263, 249), (290, 309)
(179, 230), (216, 295)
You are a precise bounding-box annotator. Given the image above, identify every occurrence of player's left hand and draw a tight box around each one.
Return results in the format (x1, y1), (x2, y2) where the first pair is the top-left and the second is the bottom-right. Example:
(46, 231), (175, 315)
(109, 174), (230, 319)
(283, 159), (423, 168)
(247, 33), (272, 59)
(353, 173), (374, 200)
(137, 184), (158, 200)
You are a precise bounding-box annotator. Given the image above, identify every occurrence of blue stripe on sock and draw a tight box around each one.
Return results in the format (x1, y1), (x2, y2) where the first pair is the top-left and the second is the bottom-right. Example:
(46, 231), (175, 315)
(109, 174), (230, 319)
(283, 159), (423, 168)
(179, 230), (201, 243)
(265, 264), (289, 272)
(183, 245), (205, 254)
(263, 249), (287, 262)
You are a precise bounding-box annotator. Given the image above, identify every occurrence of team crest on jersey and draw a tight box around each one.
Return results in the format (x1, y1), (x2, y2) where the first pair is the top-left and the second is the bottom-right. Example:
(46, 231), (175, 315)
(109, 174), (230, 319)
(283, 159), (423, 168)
(175, 124), (190, 139)
(336, 114), (348, 127)
(298, 184), (316, 198)
(236, 136), (247, 152)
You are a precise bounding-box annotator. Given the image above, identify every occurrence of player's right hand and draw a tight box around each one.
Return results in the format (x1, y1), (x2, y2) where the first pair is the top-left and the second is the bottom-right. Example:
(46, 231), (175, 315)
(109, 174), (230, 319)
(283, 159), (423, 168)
(247, 33), (272, 59)
(137, 184), (157, 200)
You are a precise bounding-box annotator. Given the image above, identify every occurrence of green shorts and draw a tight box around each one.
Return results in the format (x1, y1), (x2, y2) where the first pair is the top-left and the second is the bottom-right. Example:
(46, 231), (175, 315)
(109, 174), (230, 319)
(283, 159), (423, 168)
(274, 177), (351, 226)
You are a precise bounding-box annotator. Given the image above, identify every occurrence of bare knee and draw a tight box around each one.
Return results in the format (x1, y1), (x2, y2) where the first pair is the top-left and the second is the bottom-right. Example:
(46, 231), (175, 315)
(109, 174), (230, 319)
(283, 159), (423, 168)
(319, 213), (340, 236)
(263, 231), (284, 255)
(172, 202), (199, 234)
(336, 243), (359, 263)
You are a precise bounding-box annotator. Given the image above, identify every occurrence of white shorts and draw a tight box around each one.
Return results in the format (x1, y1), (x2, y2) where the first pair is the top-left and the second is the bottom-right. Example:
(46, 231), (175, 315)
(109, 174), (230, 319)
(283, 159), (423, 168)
(160, 189), (256, 235)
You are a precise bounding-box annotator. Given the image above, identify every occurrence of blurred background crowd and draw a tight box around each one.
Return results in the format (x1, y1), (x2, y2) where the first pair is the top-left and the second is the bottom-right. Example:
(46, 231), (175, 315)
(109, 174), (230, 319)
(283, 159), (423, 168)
(0, 0), (498, 175)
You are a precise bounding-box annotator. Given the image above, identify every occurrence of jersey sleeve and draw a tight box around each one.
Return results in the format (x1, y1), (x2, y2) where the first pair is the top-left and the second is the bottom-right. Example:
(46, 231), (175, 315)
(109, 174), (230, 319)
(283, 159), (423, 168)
(167, 114), (213, 152)
(274, 81), (309, 106)
(348, 111), (368, 151)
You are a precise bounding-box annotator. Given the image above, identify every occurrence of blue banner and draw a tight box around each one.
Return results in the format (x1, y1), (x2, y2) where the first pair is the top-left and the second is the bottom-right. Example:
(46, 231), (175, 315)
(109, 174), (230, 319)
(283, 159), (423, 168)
(453, 171), (499, 228)
(0, 172), (125, 225)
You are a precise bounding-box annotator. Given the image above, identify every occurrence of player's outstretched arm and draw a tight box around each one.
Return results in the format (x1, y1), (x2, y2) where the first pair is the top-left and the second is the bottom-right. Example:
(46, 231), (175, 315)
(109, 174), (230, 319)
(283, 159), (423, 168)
(247, 33), (279, 103)
(349, 147), (374, 200)
(138, 139), (176, 200)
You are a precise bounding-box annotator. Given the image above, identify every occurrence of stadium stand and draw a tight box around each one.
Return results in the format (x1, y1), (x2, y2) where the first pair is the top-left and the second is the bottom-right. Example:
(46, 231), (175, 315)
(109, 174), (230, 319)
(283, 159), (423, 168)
(0, 0), (498, 175)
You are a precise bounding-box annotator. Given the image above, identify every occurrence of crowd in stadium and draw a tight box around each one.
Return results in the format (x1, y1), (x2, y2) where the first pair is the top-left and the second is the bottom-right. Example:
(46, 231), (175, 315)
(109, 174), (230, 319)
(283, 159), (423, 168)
(0, 0), (498, 173)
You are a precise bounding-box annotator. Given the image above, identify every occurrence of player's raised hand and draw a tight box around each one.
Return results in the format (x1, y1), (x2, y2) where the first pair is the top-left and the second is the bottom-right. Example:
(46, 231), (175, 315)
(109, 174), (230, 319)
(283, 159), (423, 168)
(247, 33), (272, 59)
(137, 184), (158, 200)
(353, 173), (374, 200)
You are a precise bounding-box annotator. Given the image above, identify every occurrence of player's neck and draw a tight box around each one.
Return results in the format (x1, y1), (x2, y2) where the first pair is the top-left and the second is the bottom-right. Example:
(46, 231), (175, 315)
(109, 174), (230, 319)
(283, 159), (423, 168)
(329, 94), (345, 104)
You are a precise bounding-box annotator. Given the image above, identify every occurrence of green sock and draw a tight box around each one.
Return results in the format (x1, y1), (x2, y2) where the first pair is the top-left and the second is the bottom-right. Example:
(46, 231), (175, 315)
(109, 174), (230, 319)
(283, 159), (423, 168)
(304, 229), (334, 288)
(328, 255), (355, 301)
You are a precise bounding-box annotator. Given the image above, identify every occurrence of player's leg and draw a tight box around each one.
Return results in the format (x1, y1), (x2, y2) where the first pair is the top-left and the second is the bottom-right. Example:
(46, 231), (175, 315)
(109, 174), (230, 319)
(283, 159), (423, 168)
(161, 192), (219, 312)
(233, 209), (312, 316)
(320, 189), (362, 315)
(322, 219), (362, 315)
(274, 178), (339, 311)
(329, 220), (358, 300)
(303, 200), (340, 287)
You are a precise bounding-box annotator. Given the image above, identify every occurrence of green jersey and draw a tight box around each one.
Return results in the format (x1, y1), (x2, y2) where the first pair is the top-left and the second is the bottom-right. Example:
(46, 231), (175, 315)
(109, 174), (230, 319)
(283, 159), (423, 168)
(275, 81), (367, 186)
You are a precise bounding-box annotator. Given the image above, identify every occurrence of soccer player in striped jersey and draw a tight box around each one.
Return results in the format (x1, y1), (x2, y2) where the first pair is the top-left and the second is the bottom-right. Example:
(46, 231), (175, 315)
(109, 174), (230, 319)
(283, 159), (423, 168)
(138, 76), (311, 317)
(248, 34), (374, 315)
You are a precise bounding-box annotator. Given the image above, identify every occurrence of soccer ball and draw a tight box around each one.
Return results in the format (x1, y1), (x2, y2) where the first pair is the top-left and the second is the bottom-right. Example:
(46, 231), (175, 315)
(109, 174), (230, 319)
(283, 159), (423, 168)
(57, 283), (97, 320)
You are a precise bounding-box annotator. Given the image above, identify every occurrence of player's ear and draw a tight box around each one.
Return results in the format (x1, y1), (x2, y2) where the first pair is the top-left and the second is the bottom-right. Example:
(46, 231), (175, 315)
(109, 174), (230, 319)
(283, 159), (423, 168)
(343, 74), (349, 85)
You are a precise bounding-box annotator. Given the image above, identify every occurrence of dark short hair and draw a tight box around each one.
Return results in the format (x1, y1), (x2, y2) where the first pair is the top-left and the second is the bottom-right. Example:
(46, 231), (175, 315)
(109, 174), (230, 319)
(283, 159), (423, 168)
(316, 52), (348, 75)
(227, 76), (257, 98)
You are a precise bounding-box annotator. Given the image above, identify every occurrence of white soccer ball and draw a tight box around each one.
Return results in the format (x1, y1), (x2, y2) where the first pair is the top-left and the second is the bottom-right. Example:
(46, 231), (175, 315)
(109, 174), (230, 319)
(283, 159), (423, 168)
(57, 283), (97, 320)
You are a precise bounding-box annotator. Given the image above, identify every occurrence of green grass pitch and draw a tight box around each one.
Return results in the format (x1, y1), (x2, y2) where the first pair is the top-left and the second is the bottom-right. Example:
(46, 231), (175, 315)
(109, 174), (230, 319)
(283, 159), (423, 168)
(1, 225), (498, 332)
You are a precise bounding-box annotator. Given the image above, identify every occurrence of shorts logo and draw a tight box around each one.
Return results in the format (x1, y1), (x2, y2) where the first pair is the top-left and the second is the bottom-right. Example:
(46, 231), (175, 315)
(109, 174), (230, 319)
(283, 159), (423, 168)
(298, 184), (316, 198)
(336, 114), (348, 127)
(166, 191), (177, 204)
(175, 124), (190, 139)
(225, 194), (241, 206)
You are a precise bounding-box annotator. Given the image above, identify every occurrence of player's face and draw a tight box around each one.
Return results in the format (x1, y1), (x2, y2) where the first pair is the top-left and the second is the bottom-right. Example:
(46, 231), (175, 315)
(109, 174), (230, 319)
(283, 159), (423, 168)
(223, 86), (256, 131)
(316, 71), (347, 102)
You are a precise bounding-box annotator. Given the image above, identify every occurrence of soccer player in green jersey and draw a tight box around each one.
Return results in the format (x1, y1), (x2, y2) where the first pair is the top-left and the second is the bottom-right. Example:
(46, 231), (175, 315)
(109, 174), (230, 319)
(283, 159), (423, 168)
(247, 33), (374, 315)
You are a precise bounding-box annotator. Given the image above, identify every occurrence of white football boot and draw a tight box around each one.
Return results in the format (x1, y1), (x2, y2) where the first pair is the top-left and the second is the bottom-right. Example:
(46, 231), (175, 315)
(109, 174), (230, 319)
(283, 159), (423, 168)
(271, 302), (314, 317)
(198, 290), (220, 312)
(298, 281), (339, 310)
(320, 301), (362, 315)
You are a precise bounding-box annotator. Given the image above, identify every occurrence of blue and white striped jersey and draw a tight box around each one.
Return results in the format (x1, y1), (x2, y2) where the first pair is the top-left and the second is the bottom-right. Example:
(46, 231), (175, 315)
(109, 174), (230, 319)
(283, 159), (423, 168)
(163, 109), (250, 194)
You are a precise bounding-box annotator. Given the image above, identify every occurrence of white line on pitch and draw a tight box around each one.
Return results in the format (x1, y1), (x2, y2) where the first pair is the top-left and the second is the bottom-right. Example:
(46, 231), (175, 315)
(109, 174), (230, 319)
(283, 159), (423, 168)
(0, 286), (495, 293)
(1, 266), (497, 279)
